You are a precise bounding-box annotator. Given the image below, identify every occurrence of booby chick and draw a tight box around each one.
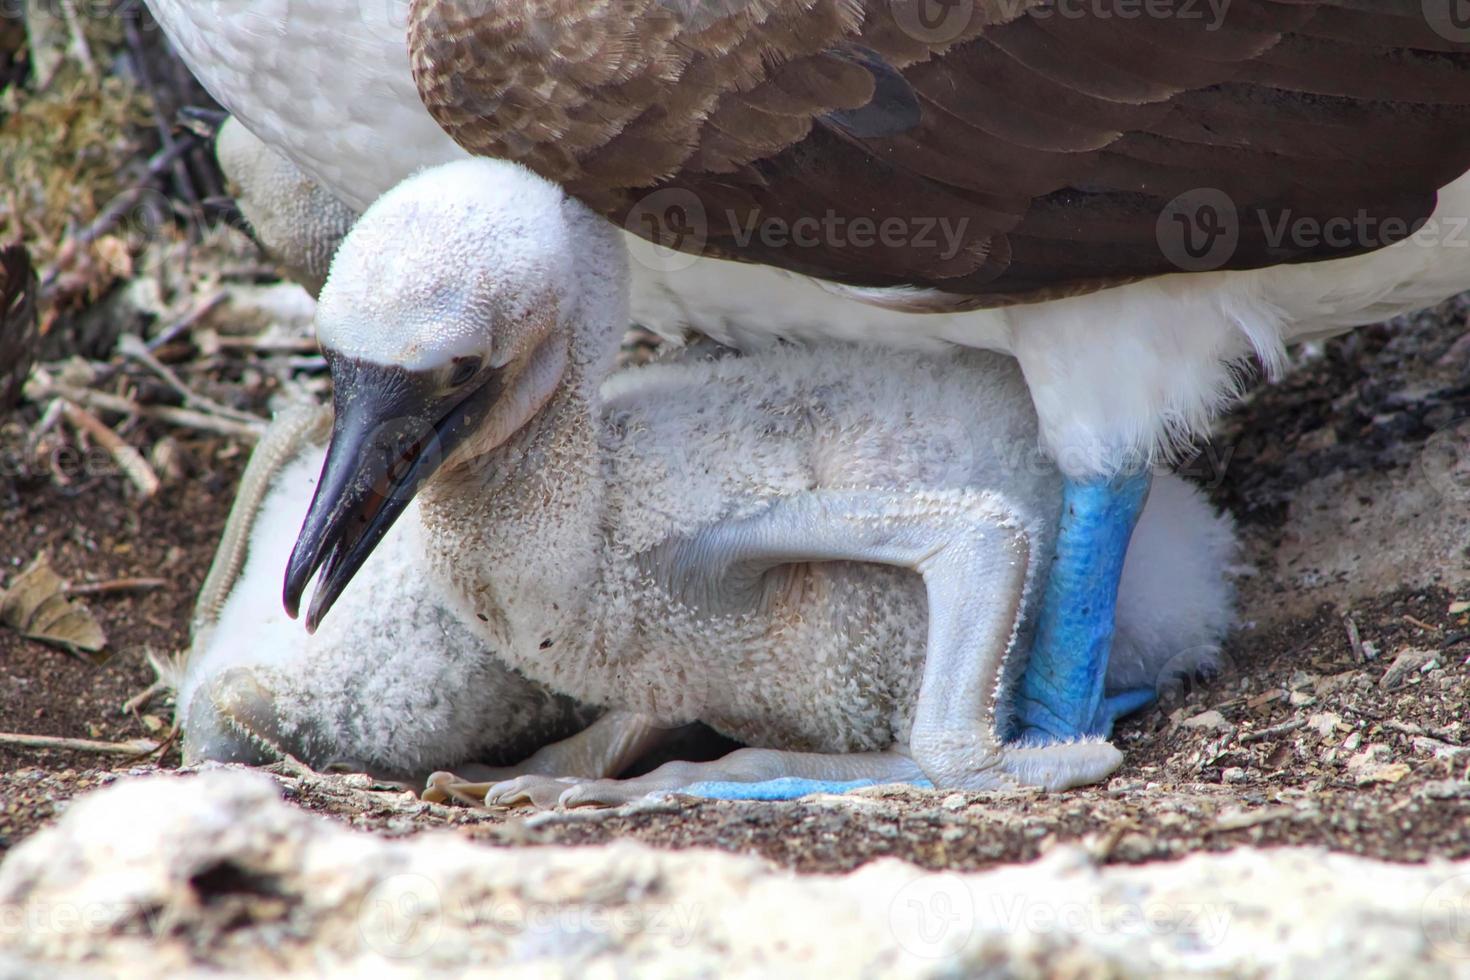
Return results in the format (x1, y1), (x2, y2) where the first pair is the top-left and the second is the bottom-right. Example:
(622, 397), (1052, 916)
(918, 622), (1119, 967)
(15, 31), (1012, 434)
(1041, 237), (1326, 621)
(145, 0), (1470, 751)
(180, 402), (661, 787)
(283, 159), (1237, 799)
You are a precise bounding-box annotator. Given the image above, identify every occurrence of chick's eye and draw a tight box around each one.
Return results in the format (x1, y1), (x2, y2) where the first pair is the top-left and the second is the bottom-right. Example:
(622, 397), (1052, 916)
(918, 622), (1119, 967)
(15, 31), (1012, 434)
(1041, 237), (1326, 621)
(448, 357), (481, 388)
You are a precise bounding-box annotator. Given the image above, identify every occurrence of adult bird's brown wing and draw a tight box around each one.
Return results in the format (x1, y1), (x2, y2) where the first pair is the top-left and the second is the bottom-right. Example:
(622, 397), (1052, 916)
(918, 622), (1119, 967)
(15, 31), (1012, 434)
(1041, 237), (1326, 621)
(410, 0), (1470, 305)
(0, 243), (38, 414)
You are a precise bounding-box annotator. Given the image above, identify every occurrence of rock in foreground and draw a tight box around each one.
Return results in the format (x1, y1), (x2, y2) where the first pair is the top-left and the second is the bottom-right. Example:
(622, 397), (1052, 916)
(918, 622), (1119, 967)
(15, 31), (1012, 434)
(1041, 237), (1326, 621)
(1, 770), (1468, 977)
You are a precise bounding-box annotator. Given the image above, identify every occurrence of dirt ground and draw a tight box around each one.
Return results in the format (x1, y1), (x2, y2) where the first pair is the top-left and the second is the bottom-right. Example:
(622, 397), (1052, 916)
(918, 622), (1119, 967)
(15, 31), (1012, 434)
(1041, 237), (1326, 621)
(3, 288), (1469, 873)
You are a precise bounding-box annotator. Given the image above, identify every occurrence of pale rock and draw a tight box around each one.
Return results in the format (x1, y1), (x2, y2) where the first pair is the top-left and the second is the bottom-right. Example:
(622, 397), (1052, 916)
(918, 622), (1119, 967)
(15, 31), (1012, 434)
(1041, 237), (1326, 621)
(2, 771), (1470, 976)
(1180, 710), (1231, 732)
(1306, 712), (1343, 738)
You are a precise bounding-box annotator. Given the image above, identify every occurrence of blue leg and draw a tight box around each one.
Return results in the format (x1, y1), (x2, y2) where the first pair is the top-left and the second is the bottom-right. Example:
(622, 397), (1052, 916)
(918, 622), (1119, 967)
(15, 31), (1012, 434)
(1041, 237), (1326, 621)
(1014, 469), (1153, 742)
(683, 776), (933, 801)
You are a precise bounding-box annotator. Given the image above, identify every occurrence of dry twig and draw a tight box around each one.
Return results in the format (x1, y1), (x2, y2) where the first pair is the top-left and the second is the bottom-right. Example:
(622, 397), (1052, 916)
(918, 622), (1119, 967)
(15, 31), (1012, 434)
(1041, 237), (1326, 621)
(40, 137), (202, 297)
(68, 577), (167, 596)
(123, 16), (199, 216)
(1343, 614), (1366, 664)
(58, 0), (96, 77)
(147, 290), (226, 352)
(122, 678), (170, 715)
(0, 732), (159, 756)
(117, 333), (267, 426)
(1240, 718), (1307, 744)
(59, 399), (161, 496)
(28, 379), (264, 440)
(214, 335), (321, 354)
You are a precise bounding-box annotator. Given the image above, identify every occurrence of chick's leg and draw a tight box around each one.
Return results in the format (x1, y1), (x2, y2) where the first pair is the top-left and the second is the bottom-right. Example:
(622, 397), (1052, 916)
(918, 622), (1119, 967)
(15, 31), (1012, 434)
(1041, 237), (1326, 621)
(640, 490), (1124, 794)
(907, 505), (1124, 791)
(427, 711), (669, 807)
(544, 749), (927, 807)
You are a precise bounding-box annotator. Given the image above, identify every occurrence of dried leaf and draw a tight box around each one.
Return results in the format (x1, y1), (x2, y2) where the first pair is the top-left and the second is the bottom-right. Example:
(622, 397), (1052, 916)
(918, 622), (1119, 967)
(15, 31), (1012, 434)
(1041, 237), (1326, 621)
(0, 552), (107, 660)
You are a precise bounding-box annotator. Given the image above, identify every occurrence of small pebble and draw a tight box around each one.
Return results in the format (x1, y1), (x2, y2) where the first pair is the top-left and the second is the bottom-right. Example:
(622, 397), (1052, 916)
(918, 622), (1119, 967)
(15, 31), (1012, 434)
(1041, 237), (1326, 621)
(1182, 710), (1231, 732)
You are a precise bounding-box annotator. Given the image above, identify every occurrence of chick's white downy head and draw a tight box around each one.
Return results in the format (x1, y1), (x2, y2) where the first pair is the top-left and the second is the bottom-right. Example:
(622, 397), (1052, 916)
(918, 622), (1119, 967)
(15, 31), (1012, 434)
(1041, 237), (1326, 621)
(315, 159), (575, 372)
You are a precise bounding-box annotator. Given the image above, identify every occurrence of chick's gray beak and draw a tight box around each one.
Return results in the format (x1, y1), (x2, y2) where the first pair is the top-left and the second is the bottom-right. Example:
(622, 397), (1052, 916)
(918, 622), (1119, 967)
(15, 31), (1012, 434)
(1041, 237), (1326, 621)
(283, 355), (499, 632)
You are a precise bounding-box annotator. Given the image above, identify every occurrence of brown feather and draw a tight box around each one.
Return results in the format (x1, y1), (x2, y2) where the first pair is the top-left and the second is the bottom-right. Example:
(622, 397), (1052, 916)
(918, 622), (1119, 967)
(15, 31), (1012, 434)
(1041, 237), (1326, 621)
(0, 243), (38, 416)
(410, 0), (1470, 304)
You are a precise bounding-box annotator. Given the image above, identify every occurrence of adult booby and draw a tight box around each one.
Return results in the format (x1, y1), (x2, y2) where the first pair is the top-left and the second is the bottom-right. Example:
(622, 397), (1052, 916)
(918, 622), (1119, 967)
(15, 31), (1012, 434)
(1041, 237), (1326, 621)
(146, 0), (1470, 743)
(282, 158), (1238, 797)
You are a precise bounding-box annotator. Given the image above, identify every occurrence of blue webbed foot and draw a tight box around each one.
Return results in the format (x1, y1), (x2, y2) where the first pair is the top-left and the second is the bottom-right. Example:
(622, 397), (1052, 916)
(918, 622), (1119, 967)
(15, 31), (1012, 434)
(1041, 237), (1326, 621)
(682, 776), (935, 800)
(1098, 686), (1156, 732)
(1014, 469), (1152, 742)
